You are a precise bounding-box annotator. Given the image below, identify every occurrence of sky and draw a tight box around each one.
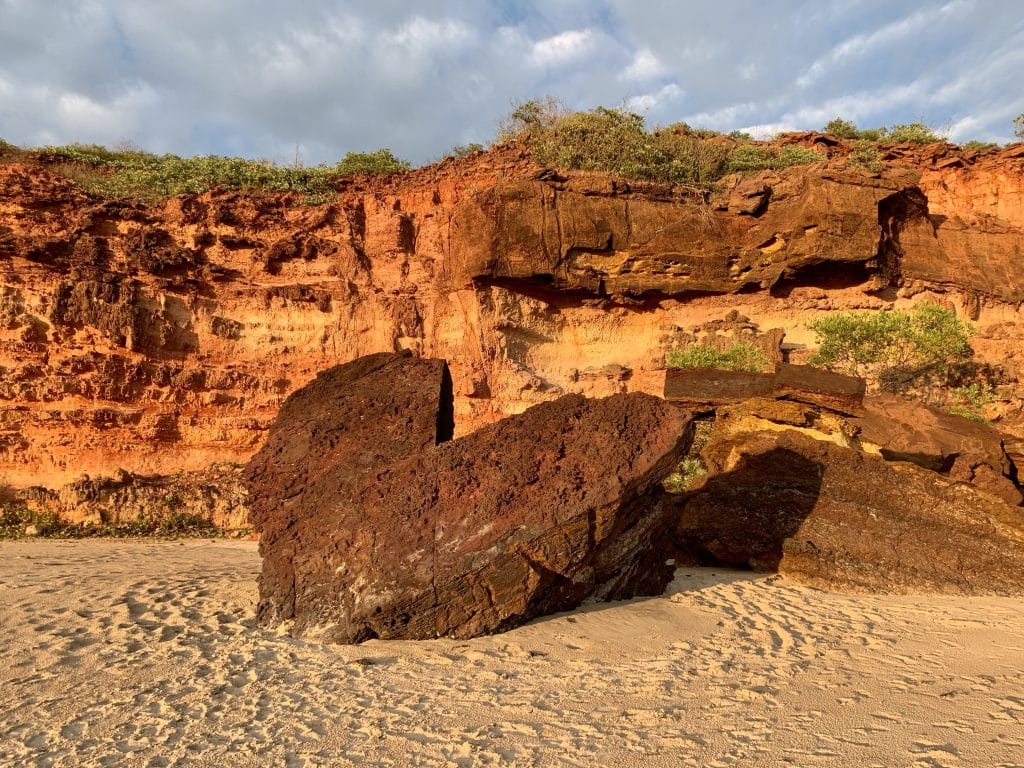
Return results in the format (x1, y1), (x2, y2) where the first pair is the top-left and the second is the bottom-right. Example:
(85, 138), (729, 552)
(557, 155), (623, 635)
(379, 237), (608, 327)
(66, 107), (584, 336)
(1, 0), (1022, 166)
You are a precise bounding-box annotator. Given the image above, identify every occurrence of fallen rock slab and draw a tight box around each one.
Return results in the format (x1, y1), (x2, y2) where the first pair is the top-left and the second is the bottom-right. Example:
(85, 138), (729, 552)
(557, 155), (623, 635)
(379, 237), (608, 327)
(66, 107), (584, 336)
(664, 363), (865, 415)
(675, 427), (1024, 595)
(853, 393), (1021, 506)
(245, 355), (693, 642)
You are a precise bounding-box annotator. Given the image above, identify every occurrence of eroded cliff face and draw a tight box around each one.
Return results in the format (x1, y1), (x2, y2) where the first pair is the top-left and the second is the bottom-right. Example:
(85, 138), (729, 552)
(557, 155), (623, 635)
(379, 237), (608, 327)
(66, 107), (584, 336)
(2, 139), (1023, 512)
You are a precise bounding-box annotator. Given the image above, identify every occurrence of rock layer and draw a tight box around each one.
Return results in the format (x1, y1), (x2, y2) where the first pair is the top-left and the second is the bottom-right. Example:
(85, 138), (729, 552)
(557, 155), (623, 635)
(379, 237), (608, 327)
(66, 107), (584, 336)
(2, 140), (1024, 507)
(244, 354), (692, 641)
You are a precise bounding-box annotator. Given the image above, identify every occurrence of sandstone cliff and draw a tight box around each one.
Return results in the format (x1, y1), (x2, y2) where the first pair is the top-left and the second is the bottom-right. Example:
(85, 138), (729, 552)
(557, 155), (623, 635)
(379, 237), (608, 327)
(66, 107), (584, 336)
(2, 138), (1023, 521)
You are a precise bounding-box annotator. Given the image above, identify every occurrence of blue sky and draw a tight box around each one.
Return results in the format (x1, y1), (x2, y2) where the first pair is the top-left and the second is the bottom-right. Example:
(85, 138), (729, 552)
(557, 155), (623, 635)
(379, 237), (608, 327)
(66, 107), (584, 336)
(1, 0), (1022, 165)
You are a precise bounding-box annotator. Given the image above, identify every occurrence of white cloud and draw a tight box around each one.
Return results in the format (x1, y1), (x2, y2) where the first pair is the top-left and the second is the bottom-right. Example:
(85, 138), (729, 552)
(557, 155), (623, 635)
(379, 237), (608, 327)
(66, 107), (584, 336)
(0, 0), (1021, 163)
(796, 0), (974, 89)
(619, 48), (665, 81)
(530, 28), (597, 67)
(380, 16), (475, 55)
(625, 83), (682, 113)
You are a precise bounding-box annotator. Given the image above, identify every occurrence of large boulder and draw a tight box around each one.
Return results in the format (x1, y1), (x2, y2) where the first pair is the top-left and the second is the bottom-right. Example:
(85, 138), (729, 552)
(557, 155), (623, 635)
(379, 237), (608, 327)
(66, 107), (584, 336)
(245, 354), (692, 642)
(674, 417), (1024, 595)
(244, 352), (454, 618)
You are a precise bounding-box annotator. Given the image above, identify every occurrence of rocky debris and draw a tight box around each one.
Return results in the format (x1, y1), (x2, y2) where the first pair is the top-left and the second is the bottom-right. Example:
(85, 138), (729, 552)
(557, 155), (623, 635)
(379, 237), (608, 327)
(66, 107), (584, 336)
(664, 363), (865, 415)
(18, 464), (249, 530)
(672, 401), (1024, 595)
(854, 393), (1022, 506)
(244, 354), (692, 642)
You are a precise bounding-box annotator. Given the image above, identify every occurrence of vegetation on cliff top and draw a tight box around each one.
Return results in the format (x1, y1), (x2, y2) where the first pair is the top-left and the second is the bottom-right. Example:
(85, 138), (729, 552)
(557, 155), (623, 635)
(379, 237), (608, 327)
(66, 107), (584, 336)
(2, 109), (1019, 202)
(2, 141), (411, 203)
(498, 98), (825, 188)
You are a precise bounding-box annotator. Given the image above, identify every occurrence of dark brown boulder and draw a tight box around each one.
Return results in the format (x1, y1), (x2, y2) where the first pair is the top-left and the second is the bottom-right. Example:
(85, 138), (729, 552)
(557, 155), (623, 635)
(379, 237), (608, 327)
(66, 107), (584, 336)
(245, 355), (693, 642)
(244, 352), (454, 619)
(675, 427), (1024, 595)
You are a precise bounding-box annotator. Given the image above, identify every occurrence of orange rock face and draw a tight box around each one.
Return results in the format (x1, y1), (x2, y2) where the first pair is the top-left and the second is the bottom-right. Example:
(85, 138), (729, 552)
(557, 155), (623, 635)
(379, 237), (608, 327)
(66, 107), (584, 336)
(1, 141), (1023, 496)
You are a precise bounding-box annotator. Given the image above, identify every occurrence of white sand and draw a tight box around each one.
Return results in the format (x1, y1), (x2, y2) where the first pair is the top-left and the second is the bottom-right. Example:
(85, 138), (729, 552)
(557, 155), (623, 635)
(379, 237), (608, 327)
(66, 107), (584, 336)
(1, 540), (1022, 768)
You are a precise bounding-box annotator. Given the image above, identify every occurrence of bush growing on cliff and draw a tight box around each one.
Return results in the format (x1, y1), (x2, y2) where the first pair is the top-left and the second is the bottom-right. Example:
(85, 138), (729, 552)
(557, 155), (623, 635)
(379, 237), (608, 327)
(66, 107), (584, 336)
(666, 342), (770, 372)
(808, 303), (973, 392)
(724, 144), (825, 173)
(822, 118), (943, 144)
(1015, 113), (1024, 139)
(33, 144), (411, 203)
(500, 99), (825, 187)
(945, 383), (996, 422)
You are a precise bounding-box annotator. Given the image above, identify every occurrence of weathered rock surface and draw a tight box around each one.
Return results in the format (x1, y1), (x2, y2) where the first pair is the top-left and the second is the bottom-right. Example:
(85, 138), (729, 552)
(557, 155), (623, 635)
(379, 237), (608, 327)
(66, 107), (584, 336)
(244, 355), (692, 641)
(18, 465), (249, 530)
(673, 404), (1024, 595)
(664, 363), (865, 415)
(2, 139), (1024, 512)
(854, 393), (1022, 506)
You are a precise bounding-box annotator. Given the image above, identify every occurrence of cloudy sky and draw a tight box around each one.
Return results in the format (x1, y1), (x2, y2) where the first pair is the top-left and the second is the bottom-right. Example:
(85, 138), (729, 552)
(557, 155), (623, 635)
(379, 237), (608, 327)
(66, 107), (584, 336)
(1, 0), (1022, 165)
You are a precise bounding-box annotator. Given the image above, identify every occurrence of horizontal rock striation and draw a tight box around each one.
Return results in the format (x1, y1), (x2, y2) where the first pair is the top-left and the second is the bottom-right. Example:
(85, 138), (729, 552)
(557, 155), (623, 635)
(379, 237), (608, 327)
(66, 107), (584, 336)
(2, 140), (1024, 509)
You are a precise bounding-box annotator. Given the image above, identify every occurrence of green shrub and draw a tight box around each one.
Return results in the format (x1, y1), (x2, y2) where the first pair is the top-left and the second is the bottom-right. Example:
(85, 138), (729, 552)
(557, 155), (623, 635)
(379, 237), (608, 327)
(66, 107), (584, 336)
(501, 101), (733, 187)
(821, 118), (943, 144)
(1014, 113), (1024, 139)
(666, 341), (770, 372)
(724, 143), (825, 174)
(961, 140), (998, 151)
(848, 140), (884, 172)
(663, 456), (708, 494)
(727, 130), (752, 141)
(823, 118), (861, 139)
(885, 122), (942, 144)
(33, 144), (410, 203)
(0, 138), (20, 157)
(808, 303), (972, 390)
(945, 383), (996, 422)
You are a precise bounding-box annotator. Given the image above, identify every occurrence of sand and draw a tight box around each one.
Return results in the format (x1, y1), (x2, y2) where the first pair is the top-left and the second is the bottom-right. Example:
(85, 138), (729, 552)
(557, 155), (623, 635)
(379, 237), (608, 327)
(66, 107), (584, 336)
(1, 540), (1022, 768)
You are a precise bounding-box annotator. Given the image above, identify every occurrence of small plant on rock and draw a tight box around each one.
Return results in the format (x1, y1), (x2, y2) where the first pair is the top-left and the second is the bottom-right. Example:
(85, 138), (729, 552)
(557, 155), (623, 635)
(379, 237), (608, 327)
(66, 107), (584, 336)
(666, 341), (770, 372)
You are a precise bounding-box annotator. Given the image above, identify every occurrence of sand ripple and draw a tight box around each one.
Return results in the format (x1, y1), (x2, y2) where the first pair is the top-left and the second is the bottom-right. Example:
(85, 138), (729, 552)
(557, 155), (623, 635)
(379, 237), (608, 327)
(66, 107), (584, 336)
(1, 540), (1022, 767)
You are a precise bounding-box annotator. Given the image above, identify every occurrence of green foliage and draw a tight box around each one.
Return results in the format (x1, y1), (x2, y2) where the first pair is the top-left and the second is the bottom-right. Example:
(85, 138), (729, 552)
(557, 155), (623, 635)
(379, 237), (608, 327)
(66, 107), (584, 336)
(823, 118), (861, 139)
(1014, 113), (1024, 139)
(0, 501), (220, 539)
(961, 140), (998, 151)
(727, 130), (752, 141)
(724, 144), (825, 173)
(808, 303), (973, 391)
(500, 100), (732, 187)
(496, 96), (568, 143)
(0, 137), (19, 157)
(848, 140), (884, 173)
(33, 143), (410, 203)
(663, 456), (707, 494)
(886, 122), (942, 144)
(666, 341), (771, 372)
(945, 383), (996, 422)
(822, 118), (886, 141)
(822, 118), (942, 144)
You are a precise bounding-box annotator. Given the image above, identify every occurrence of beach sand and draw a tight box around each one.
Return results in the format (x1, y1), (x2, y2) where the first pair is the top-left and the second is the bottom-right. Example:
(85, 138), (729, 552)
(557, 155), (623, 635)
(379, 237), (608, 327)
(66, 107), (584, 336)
(1, 540), (1022, 768)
